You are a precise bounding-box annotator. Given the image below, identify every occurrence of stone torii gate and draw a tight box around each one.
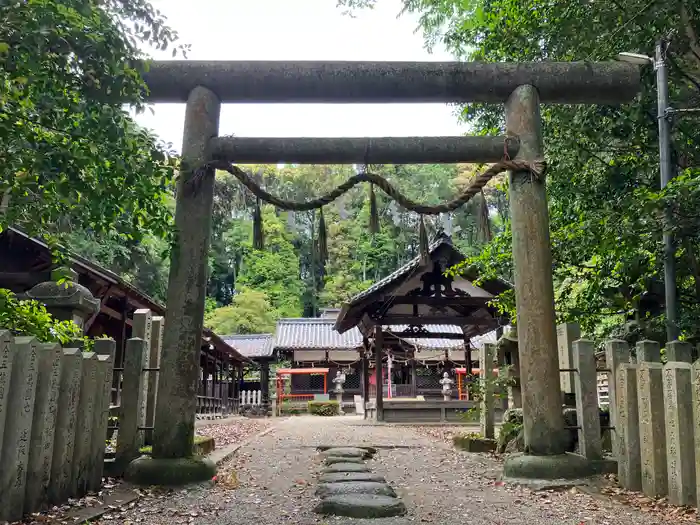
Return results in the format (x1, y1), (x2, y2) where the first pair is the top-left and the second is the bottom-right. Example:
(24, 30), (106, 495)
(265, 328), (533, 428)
(125, 60), (639, 485)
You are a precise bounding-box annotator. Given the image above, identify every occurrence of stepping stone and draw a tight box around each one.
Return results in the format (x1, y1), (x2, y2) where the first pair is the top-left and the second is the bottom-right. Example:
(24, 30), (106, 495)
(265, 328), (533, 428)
(314, 494), (407, 518)
(315, 481), (397, 498)
(318, 445), (378, 455)
(322, 463), (371, 473)
(325, 456), (365, 466)
(319, 472), (385, 484)
(321, 447), (371, 459)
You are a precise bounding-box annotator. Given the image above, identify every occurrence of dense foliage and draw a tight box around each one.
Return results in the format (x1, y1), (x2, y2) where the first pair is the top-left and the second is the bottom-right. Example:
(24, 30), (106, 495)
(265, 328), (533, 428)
(339, 0), (700, 344)
(0, 288), (83, 343)
(308, 400), (341, 417)
(0, 0), (181, 257)
(202, 163), (499, 332)
(12, 0), (700, 347)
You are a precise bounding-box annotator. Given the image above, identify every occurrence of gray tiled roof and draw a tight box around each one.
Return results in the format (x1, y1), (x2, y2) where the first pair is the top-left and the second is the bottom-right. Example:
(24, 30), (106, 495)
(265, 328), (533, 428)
(347, 234), (450, 306)
(272, 318), (467, 351)
(274, 318), (363, 350)
(222, 334), (275, 358)
(387, 324), (464, 350)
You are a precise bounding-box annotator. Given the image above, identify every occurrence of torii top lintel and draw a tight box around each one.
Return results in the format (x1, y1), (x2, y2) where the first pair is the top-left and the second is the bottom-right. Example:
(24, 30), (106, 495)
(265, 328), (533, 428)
(140, 60), (640, 105)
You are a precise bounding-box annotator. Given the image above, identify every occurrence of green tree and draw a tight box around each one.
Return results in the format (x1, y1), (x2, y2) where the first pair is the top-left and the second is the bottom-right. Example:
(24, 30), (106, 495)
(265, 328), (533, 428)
(339, 0), (700, 342)
(0, 0), (185, 248)
(237, 206), (305, 318)
(204, 287), (277, 334)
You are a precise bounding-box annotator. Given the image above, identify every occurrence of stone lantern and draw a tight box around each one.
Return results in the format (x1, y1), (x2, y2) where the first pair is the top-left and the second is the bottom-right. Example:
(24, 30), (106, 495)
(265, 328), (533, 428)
(24, 266), (101, 332)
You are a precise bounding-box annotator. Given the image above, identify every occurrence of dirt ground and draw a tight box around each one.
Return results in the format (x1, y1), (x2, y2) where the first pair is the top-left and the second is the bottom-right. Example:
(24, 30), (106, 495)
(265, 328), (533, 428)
(91, 416), (680, 525)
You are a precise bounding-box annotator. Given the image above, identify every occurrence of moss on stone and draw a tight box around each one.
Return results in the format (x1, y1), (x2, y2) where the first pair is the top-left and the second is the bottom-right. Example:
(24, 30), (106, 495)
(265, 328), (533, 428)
(503, 452), (595, 482)
(453, 434), (497, 453)
(124, 456), (216, 486)
(138, 435), (213, 455)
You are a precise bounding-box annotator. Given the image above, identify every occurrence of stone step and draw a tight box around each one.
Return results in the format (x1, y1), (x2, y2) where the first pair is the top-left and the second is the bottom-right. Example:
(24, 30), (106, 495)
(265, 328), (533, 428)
(315, 481), (396, 498)
(319, 472), (386, 484)
(322, 463), (371, 474)
(314, 494), (407, 518)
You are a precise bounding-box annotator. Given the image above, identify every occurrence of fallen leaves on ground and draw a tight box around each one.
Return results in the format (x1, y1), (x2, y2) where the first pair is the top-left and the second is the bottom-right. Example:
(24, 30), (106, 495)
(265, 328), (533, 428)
(196, 417), (271, 447)
(596, 474), (698, 522)
(411, 426), (460, 443)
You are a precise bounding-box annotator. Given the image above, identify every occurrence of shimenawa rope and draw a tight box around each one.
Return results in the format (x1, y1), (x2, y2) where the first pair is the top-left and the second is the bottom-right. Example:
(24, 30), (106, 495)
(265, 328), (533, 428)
(194, 158), (545, 215)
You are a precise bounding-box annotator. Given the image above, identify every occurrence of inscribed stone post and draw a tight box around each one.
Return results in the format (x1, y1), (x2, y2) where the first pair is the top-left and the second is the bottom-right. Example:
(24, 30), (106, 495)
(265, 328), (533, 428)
(48, 348), (82, 504)
(71, 352), (98, 497)
(604, 339), (629, 455)
(132, 309), (152, 437)
(90, 339), (116, 492)
(665, 340), (692, 363)
(145, 316), (163, 444)
(557, 323), (580, 395)
(115, 338), (146, 473)
(479, 343), (495, 439)
(24, 343), (62, 514)
(0, 337), (39, 523)
(691, 361), (700, 506)
(0, 330), (17, 459)
(572, 339), (602, 460)
(616, 363), (642, 491)
(662, 362), (695, 506)
(637, 343), (668, 498)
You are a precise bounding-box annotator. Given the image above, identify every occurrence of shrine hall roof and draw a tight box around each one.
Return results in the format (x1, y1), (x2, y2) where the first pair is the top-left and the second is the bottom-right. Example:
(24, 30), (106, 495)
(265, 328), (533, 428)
(271, 317), (472, 352)
(222, 334), (275, 359)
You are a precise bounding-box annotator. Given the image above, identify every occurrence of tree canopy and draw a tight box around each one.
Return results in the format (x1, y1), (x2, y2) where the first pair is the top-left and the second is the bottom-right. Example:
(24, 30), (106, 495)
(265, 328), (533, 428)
(0, 0), (183, 251)
(10, 0), (700, 346)
(337, 0), (700, 344)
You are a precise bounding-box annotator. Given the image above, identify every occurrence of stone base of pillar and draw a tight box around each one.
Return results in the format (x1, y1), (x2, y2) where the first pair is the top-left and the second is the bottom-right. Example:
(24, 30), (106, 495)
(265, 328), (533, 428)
(502, 453), (596, 488)
(124, 456), (216, 486)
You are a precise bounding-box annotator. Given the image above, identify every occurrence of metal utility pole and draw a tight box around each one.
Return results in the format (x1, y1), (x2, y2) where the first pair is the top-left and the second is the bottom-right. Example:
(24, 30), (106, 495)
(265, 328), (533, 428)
(655, 39), (679, 341)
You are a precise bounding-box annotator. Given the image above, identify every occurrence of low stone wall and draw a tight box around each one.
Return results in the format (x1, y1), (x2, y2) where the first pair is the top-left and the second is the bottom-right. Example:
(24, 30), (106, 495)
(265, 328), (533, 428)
(367, 400), (478, 423)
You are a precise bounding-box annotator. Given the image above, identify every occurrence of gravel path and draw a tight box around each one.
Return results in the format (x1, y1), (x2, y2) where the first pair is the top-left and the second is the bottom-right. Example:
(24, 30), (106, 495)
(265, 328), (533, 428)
(100, 416), (677, 524)
(196, 417), (271, 447)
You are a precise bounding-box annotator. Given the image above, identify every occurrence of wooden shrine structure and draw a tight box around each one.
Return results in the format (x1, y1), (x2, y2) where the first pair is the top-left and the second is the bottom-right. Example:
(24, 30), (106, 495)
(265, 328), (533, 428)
(0, 228), (251, 415)
(334, 232), (509, 421)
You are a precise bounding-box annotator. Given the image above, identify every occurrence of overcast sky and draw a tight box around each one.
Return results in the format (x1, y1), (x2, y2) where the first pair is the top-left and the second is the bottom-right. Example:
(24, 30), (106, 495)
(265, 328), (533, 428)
(131, 0), (465, 151)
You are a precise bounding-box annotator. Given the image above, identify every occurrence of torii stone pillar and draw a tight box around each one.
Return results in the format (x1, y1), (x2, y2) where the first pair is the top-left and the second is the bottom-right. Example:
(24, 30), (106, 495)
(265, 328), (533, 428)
(125, 85), (220, 484)
(502, 85), (593, 480)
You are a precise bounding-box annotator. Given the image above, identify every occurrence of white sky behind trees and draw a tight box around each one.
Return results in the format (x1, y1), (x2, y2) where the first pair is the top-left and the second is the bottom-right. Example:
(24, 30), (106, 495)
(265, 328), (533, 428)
(132, 0), (466, 151)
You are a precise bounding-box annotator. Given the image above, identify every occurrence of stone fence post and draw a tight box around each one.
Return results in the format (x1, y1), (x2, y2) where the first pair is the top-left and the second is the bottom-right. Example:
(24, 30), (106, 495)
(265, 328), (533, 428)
(616, 359), (641, 491)
(71, 351), (98, 497)
(479, 343), (495, 439)
(115, 338), (146, 475)
(0, 337), (39, 523)
(48, 346), (83, 504)
(145, 315), (164, 443)
(91, 339), (116, 492)
(572, 339), (601, 460)
(132, 310), (152, 442)
(692, 360), (700, 507)
(557, 323), (580, 405)
(0, 330), (16, 462)
(636, 340), (668, 499)
(604, 340), (629, 456)
(662, 351), (695, 506)
(24, 342), (62, 513)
